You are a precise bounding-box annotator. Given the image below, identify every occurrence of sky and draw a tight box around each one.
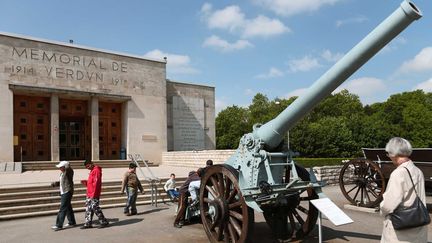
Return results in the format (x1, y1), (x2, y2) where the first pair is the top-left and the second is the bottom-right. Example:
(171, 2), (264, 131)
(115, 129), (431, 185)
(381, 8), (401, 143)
(0, 0), (431, 113)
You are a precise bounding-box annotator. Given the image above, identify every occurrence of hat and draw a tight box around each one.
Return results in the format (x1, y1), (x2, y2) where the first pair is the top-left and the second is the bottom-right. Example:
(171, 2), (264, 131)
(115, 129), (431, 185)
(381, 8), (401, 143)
(56, 161), (69, 168)
(129, 163), (137, 169)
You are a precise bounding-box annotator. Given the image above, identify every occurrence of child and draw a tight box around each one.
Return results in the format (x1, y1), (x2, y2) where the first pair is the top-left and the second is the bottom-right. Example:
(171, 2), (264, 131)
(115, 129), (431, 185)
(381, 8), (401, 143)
(164, 173), (179, 201)
(121, 163), (144, 216)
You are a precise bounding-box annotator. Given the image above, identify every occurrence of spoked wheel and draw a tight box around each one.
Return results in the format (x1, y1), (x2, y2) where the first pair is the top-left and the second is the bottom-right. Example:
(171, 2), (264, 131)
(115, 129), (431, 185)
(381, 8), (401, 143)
(339, 158), (385, 207)
(200, 164), (254, 243)
(262, 166), (319, 241)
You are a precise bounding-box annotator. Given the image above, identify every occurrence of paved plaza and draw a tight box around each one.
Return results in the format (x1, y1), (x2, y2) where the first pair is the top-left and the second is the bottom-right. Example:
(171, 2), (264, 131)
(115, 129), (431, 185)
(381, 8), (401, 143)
(1, 166), (431, 242)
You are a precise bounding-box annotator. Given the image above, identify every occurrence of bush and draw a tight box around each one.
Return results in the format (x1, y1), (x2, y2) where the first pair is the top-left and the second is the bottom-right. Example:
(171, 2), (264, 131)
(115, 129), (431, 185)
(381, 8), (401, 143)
(293, 158), (351, 168)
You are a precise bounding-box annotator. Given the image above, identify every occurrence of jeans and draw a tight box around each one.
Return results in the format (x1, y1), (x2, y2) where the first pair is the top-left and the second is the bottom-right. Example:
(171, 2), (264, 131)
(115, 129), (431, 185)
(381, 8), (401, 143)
(84, 198), (108, 226)
(124, 187), (138, 214)
(56, 191), (76, 227)
(167, 189), (179, 199)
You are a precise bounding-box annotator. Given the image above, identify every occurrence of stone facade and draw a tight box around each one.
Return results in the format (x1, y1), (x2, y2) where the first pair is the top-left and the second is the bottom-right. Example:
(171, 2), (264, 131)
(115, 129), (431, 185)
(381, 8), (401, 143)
(0, 32), (215, 163)
(166, 81), (215, 151)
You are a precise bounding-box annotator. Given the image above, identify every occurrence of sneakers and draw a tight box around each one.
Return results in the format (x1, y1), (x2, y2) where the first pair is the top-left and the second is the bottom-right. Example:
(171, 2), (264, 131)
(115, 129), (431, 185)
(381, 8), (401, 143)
(51, 225), (62, 231)
(65, 223), (76, 228)
(98, 222), (109, 228)
(80, 224), (93, 229)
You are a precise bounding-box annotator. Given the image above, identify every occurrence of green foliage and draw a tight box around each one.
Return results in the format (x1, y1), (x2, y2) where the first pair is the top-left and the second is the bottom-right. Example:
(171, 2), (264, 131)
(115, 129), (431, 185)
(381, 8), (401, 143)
(215, 90), (432, 158)
(294, 158), (349, 167)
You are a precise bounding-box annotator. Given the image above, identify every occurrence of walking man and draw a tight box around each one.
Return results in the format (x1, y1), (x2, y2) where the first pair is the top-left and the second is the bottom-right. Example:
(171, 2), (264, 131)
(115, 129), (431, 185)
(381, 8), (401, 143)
(51, 161), (76, 231)
(121, 163), (144, 216)
(81, 159), (109, 229)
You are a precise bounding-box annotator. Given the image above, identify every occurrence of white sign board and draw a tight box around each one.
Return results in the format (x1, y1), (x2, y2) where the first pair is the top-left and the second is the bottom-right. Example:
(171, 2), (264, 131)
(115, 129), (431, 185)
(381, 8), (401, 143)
(311, 198), (353, 226)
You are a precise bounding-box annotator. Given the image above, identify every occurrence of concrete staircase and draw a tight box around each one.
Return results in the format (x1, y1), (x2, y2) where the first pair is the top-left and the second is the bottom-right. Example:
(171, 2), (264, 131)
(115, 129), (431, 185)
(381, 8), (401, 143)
(21, 160), (157, 171)
(0, 177), (185, 220)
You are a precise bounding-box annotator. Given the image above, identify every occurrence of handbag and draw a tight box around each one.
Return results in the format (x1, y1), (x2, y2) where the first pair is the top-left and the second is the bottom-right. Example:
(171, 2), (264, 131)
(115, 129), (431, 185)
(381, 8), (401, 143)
(389, 167), (430, 230)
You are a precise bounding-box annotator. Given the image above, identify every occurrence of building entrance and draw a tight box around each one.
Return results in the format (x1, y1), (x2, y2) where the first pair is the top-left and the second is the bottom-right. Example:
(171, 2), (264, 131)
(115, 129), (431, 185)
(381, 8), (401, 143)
(59, 99), (90, 161)
(13, 95), (51, 161)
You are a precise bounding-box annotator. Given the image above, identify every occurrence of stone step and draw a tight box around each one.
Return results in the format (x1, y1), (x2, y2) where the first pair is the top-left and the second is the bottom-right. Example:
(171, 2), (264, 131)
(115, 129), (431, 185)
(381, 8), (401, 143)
(0, 194), (172, 216)
(0, 198), (170, 220)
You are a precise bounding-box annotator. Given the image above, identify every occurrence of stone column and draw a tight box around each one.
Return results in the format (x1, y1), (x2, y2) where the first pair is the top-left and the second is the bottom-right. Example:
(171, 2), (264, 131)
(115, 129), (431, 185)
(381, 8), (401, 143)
(50, 94), (59, 161)
(0, 85), (13, 162)
(91, 97), (99, 161)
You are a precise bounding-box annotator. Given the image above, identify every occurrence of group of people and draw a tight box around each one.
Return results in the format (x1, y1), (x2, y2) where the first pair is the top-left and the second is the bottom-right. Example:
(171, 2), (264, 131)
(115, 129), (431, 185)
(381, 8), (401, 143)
(51, 160), (143, 231)
(49, 137), (429, 242)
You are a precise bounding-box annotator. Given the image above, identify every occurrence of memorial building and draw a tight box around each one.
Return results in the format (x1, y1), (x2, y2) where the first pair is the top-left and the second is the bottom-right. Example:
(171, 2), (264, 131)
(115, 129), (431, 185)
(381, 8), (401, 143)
(0, 32), (215, 164)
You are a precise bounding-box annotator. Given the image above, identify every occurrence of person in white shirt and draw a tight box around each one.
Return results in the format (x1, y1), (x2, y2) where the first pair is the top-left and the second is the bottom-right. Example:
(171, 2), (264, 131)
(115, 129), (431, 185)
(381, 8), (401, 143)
(164, 173), (179, 200)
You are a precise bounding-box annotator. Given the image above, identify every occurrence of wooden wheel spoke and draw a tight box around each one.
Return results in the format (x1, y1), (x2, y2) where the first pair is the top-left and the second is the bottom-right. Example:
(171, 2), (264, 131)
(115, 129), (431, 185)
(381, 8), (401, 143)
(287, 211), (296, 237)
(228, 222), (237, 242)
(216, 173), (225, 195)
(203, 197), (212, 203)
(353, 186), (361, 201)
(227, 188), (237, 203)
(229, 210), (243, 222)
(224, 176), (232, 200)
(206, 185), (219, 198)
(347, 184), (359, 194)
(229, 201), (242, 209)
(292, 208), (305, 225)
(229, 216), (242, 236)
(297, 205), (308, 214)
(366, 185), (379, 198)
(209, 177), (220, 196)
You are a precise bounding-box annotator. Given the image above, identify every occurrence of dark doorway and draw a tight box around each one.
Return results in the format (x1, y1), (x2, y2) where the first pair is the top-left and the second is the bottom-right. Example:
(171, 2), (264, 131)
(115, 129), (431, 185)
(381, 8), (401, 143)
(59, 99), (90, 161)
(59, 120), (85, 160)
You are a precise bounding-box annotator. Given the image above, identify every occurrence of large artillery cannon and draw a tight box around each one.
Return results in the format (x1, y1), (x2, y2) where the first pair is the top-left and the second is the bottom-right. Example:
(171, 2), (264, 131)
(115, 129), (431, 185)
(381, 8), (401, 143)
(199, 1), (422, 242)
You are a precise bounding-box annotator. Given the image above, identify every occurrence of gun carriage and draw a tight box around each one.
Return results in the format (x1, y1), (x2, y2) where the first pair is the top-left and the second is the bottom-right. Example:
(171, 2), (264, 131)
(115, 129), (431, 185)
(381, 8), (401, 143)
(339, 148), (432, 208)
(198, 1), (422, 242)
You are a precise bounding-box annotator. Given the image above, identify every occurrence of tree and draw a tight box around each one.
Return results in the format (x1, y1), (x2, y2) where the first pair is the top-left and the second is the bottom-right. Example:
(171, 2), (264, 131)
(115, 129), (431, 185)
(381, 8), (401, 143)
(216, 105), (250, 149)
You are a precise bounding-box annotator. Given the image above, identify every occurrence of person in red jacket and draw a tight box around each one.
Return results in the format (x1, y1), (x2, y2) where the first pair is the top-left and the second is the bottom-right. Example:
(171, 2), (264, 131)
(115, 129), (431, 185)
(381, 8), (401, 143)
(80, 159), (109, 229)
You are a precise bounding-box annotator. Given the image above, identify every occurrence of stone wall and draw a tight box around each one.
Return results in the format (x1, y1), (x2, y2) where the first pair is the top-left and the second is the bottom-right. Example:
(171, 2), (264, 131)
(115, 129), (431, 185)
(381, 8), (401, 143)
(312, 165), (343, 185)
(162, 149), (235, 168)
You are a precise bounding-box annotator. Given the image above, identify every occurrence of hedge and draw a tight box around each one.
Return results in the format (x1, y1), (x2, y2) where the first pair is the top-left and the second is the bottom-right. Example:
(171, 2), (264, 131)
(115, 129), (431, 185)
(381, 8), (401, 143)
(293, 158), (352, 167)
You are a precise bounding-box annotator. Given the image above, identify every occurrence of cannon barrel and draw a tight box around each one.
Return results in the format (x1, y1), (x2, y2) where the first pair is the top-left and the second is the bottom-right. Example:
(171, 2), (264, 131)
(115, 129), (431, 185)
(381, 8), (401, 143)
(255, 1), (422, 149)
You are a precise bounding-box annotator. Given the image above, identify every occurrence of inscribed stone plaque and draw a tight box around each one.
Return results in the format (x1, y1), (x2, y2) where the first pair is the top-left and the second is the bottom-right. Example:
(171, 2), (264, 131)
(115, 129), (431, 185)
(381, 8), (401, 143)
(172, 96), (205, 151)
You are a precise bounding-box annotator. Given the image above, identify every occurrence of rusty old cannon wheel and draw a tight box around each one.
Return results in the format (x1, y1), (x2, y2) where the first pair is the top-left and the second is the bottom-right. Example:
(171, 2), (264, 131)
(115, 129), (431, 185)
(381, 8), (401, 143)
(262, 165), (319, 241)
(339, 158), (385, 207)
(199, 164), (254, 243)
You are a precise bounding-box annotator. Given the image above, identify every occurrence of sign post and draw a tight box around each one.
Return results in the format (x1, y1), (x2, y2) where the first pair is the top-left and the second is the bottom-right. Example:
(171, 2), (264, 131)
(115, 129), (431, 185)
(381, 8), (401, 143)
(311, 198), (354, 243)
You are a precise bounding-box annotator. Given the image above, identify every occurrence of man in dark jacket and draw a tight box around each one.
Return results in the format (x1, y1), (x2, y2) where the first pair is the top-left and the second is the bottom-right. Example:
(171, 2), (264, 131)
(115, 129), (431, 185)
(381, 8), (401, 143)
(51, 161), (76, 231)
(81, 159), (109, 229)
(173, 170), (200, 228)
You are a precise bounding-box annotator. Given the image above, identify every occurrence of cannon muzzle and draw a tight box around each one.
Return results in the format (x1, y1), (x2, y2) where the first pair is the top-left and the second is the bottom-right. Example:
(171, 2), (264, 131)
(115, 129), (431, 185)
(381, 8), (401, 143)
(255, 0), (422, 149)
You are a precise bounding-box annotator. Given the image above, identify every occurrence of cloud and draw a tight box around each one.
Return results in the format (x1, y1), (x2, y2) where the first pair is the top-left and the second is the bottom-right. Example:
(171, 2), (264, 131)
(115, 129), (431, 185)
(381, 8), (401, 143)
(203, 35), (253, 52)
(255, 67), (284, 79)
(285, 88), (308, 98)
(413, 78), (432, 92)
(200, 3), (290, 38)
(398, 47), (432, 73)
(335, 77), (386, 97)
(335, 15), (368, 28)
(242, 15), (290, 38)
(143, 49), (199, 75)
(321, 49), (343, 62)
(288, 56), (321, 72)
(253, 0), (340, 17)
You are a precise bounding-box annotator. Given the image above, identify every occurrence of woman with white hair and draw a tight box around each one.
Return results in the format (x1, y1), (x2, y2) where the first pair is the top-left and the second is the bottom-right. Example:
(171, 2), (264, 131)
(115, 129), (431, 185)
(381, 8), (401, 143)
(380, 137), (427, 242)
